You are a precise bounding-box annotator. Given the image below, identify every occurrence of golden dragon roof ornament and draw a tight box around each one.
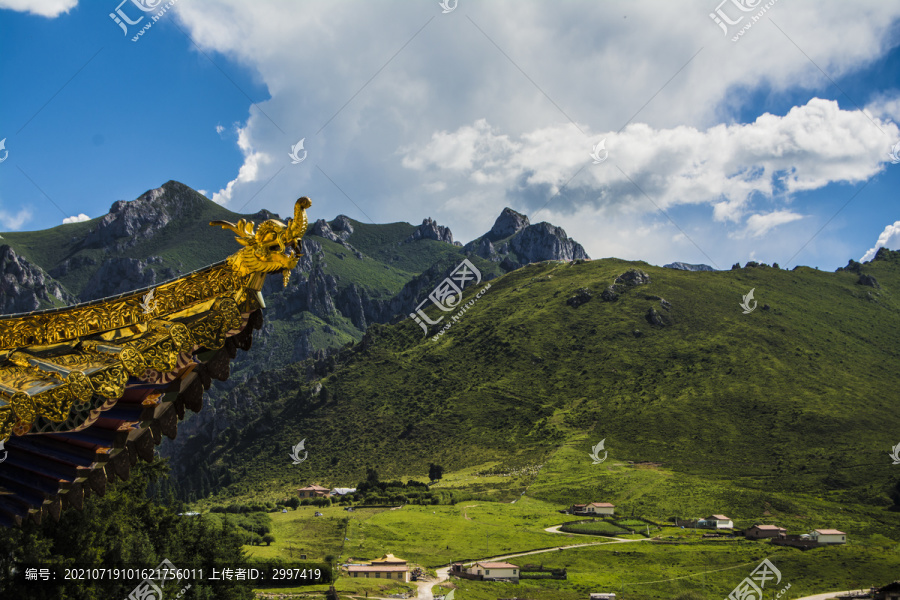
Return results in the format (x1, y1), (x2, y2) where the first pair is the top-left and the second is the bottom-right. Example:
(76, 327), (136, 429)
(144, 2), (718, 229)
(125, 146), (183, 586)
(0, 197), (312, 445)
(211, 196), (311, 287)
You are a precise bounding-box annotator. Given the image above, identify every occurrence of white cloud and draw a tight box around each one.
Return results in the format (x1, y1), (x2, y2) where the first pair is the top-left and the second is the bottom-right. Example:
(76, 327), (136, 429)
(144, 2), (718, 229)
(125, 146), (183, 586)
(167, 0), (900, 267)
(62, 213), (90, 224)
(861, 220), (900, 261)
(0, 0), (76, 17)
(742, 210), (805, 238)
(210, 126), (272, 206)
(0, 207), (32, 230)
(216, 124), (225, 135)
(401, 98), (894, 225)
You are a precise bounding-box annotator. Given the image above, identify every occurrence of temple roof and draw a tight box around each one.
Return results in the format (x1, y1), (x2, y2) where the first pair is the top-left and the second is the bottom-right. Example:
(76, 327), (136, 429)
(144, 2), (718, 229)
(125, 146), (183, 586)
(0, 197), (312, 527)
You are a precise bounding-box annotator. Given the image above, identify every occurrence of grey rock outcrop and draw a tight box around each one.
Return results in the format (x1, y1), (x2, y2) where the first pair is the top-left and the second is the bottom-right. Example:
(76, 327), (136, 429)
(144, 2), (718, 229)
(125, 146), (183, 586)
(664, 262), (715, 272)
(646, 307), (668, 326)
(857, 274), (879, 288)
(615, 269), (651, 286)
(476, 238), (497, 261)
(404, 217), (454, 244)
(49, 255), (97, 278)
(463, 207), (589, 265)
(309, 218), (363, 257)
(0, 245), (77, 314)
(566, 288), (592, 308)
(310, 219), (344, 244)
(600, 269), (650, 303)
(329, 215), (354, 241)
(81, 256), (177, 301)
(600, 286), (619, 302)
(508, 222), (589, 263)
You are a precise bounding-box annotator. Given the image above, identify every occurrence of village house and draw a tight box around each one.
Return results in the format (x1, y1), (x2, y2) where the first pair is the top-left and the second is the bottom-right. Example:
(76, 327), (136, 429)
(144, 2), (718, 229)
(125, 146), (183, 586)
(573, 502), (615, 515)
(810, 529), (846, 544)
(744, 524), (786, 539)
(347, 553), (410, 582)
(466, 561), (519, 582)
(698, 514), (733, 529)
(297, 484), (331, 499)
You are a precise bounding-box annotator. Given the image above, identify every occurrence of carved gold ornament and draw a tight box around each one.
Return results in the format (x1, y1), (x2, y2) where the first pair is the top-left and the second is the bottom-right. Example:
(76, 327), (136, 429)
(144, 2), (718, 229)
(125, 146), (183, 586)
(211, 196), (311, 286)
(0, 196), (313, 443)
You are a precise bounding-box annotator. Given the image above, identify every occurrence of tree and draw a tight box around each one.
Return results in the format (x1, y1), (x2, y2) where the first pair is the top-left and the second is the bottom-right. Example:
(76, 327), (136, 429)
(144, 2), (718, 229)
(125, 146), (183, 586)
(429, 463), (444, 481)
(366, 467), (380, 486)
(0, 459), (254, 599)
(262, 534), (276, 546)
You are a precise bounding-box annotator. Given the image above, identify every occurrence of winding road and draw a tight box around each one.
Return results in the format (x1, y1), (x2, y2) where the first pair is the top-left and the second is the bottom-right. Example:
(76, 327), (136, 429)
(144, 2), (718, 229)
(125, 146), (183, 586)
(408, 534), (649, 600)
(347, 525), (865, 600)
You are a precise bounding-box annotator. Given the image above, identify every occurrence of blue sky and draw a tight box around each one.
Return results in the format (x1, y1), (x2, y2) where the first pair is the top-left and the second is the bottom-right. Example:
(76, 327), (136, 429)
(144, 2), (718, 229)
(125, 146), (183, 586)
(1, 0), (899, 271)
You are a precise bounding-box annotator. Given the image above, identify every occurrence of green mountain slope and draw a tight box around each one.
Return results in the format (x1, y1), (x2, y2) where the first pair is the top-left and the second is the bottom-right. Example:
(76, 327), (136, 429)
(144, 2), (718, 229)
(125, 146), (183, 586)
(172, 251), (900, 528)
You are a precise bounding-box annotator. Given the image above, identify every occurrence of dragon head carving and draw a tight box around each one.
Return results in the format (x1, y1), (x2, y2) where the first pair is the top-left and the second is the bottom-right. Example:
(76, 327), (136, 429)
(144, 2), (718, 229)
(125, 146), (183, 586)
(211, 197), (311, 287)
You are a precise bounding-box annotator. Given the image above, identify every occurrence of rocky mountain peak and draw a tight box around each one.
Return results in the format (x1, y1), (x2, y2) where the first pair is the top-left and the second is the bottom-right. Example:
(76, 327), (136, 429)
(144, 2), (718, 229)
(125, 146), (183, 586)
(488, 207), (530, 241)
(329, 215), (354, 240)
(83, 180), (208, 251)
(463, 208), (589, 267)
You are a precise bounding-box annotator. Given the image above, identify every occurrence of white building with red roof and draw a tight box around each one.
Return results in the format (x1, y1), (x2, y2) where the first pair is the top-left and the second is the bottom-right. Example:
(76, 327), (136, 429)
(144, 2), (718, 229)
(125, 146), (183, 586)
(810, 529), (846, 544)
(583, 502), (615, 515)
(466, 561), (519, 582)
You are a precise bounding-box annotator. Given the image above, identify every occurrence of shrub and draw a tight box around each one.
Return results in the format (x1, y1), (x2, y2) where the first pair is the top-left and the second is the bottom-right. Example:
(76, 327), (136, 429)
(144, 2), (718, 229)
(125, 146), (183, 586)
(262, 534), (275, 546)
